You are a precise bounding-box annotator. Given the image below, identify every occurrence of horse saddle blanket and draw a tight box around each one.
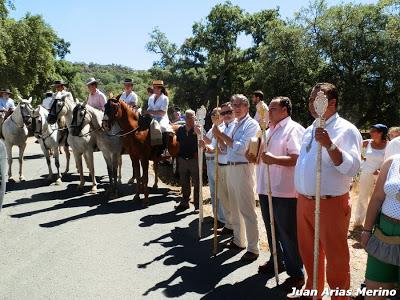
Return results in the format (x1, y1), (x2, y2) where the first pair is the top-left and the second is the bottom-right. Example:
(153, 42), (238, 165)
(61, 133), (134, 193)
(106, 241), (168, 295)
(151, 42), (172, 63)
(150, 119), (163, 146)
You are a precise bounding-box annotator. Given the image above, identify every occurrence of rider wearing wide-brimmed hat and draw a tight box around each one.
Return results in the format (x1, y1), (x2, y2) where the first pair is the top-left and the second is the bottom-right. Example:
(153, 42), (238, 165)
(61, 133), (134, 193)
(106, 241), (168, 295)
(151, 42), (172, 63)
(120, 78), (139, 109)
(0, 89), (16, 116)
(86, 77), (107, 111)
(51, 79), (75, 103)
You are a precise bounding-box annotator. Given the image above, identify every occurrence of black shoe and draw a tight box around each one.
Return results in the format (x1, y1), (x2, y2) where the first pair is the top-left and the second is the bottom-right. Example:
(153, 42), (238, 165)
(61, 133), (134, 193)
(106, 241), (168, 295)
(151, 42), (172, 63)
(217, 220), (225, 228)
(217, 227), (233, 236)
(175, 202), (189, 211)
(225, 240), (245, 251)
(240, 251), (259, 262)
(279, 276), (305, 292)
(258, 260), (285, 275)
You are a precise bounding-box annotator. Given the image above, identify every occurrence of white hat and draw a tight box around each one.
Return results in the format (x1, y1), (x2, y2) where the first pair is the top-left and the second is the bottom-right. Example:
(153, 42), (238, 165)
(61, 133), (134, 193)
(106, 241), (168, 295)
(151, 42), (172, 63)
(86, 77), (98, 85)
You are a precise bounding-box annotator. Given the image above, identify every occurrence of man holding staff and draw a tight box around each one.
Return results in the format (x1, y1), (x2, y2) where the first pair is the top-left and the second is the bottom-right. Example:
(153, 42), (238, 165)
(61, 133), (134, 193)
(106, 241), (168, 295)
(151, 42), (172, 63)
(212, 94), (260, 261)
(247, 96), (305, 289)
(293, 83), (362, 299)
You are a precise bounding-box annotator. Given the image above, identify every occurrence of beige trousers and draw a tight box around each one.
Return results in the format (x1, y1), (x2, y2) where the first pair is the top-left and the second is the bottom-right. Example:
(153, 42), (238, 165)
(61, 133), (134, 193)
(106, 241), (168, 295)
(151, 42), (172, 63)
(218, 165), (233, 230)
(226, 163), (259, 254)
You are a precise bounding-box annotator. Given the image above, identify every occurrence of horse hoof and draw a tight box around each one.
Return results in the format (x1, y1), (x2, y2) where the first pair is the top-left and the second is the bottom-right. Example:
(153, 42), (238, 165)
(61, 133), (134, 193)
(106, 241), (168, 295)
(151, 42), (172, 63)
(128, 177), (135, 184)
(133, 194), (140, 201)
(77, 185), (84, 191)
(8, 177), (16, 183)
(142, 200), (149, 208)
(19, 176), (26, 182)
(90, 186), (98, 194)
(152, 184), (158, 189)
(55, 178), (62, 185)
(118, 179), (122, 184)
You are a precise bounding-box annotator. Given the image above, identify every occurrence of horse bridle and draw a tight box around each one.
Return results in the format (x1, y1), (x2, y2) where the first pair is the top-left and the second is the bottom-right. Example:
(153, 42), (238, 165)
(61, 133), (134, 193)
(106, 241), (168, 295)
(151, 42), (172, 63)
(10, 103), (32, 128)
(49, 97), (65, 121)
(71, 105), (103, 137)
(103, 99), (140, 137)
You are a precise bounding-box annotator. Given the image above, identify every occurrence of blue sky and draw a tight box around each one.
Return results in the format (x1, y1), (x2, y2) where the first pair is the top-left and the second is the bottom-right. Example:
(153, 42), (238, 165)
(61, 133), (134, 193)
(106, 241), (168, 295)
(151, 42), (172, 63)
(10, 0), (377, 70)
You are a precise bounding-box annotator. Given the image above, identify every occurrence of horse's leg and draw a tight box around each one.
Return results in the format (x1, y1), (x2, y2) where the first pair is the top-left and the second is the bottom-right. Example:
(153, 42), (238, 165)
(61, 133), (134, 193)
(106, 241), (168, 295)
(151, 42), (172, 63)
(40, 142), (53, 181)
(128, 157), (135, 184)
(117, 155), (122, 184)
(131, 157), (141, 200)
(74, 151), (85, 190)
(18, 143), (26, 182)
(54, 146), (62, 185)
(85, 151), (97, 193)
(63, 145), (70, 176)
(142, 159), (149, 207)
(153, 160), (159, 189)
(6, 143), (14, 182)
(112, 154), (119, 197)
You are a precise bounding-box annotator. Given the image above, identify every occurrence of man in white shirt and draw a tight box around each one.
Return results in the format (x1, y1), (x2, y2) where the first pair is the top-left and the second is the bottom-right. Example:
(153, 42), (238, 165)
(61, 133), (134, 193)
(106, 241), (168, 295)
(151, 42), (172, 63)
(294, 83), (362, 300)
(247, 96), (305, 290)
(120, 78), (139, 109)
(252, 90), (269, 125)
(0, 89), (16, 116)
(213, 94), (260, 262)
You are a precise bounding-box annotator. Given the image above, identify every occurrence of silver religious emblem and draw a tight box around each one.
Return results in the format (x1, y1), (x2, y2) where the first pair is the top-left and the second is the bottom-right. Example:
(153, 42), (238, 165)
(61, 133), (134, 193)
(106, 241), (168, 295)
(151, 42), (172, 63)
(196, 105), (207, 127)
(306, 91), (328, 153)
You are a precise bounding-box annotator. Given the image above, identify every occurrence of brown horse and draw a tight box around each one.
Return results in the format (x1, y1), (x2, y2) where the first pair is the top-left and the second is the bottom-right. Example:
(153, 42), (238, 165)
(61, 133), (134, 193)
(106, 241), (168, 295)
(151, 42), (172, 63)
(104, 97), (179, 206)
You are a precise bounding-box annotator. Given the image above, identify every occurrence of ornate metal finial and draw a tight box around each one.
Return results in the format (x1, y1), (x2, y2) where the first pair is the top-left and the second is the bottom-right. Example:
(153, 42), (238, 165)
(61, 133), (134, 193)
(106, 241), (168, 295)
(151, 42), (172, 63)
(196, 105), (207, 126)
(258, 101), (268, 131)
(314, 90), (328, 127)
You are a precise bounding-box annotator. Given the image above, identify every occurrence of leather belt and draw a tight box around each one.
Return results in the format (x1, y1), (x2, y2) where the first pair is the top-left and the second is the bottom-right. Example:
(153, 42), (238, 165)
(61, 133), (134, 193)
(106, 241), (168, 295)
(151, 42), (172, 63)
(382, 213), (400, 224)
(218, 163), (228, 166)
(227, 161), (249, 166)
(205, 157), (214, 161)
(299, 194), (340, 200)
(180, 157), (195, 160)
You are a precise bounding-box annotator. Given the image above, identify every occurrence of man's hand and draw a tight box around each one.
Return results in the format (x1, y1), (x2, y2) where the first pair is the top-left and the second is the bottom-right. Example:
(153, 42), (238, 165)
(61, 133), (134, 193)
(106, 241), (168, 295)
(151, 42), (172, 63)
(194, 125), (201, 136)
(198, 139), (206, 149)
(212, 125), (221, 138)
(261, 152), (276, 165)
(245, 149), (257, 163)
(315, 128), (333, 148)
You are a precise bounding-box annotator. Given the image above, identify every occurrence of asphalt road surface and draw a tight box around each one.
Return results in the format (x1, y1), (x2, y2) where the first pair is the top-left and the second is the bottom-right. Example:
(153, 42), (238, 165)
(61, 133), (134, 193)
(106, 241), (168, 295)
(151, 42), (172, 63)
(0, 140), (288, 300)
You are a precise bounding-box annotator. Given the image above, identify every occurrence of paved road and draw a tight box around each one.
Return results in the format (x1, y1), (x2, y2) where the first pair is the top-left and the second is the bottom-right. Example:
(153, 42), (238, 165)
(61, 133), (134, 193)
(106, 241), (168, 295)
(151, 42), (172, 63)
(0, 140), (287, 300)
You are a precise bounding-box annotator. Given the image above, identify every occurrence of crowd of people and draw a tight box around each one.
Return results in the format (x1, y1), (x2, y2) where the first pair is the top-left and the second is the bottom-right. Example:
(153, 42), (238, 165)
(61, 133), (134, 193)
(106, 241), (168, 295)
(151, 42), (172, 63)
(0, 80), (399, 300)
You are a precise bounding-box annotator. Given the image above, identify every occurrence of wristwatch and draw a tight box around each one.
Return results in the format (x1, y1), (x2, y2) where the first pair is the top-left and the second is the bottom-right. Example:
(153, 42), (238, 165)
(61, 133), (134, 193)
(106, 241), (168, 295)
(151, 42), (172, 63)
(327, 143), (337, 152)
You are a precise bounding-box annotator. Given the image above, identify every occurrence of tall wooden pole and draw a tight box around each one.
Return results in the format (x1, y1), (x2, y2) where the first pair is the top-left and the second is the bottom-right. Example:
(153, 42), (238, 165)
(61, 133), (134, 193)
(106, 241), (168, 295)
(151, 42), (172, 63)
(259, 103), (279, 285)
(196, 106), (207, 239)
(213, 96), (220, 255)
(312, 91), (328, 300)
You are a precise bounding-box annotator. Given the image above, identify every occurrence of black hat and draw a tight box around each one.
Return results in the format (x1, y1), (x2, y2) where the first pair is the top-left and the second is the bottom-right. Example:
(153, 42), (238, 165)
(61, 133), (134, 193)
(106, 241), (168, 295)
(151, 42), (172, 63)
(52, 80), (67, 86)
(253, 90), (264, 97)
(123, 78), (133, 85)
(44, 91), (53, 97)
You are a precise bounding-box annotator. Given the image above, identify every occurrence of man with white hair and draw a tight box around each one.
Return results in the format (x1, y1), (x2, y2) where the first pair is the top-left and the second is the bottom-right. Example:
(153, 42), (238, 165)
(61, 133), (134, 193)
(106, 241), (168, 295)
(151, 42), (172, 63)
(213, 94), (261, 262)
(174, 109), (200, 211)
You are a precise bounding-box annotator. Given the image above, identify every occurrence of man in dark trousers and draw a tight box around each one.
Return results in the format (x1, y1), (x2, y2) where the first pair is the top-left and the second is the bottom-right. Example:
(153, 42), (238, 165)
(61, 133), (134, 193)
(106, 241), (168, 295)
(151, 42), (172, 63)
(174, 109), (199, 211)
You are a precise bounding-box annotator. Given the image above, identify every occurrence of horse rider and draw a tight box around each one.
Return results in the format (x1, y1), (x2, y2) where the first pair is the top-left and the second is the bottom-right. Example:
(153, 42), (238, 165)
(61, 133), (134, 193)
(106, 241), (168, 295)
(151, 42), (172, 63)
(146, 80), (174, 156)
(86, 77), (107, 111)
(120, 78), (139, 111)
(0, 89), (16, 119)
(41, 91), (54, 111)
(52, 80), (75, 102)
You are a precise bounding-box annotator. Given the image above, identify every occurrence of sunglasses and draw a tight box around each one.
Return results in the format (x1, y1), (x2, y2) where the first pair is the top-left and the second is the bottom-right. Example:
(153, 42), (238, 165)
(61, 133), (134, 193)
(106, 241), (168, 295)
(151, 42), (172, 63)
(220, 110), (233, 116)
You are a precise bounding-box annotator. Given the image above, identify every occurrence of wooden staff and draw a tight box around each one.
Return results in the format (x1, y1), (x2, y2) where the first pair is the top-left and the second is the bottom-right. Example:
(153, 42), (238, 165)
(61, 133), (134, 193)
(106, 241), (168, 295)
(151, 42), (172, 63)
(213, 96), (220, 255)
(196, 106), (207, 239)
(312, 91), (328, 300)
(259, 103), (279, 285)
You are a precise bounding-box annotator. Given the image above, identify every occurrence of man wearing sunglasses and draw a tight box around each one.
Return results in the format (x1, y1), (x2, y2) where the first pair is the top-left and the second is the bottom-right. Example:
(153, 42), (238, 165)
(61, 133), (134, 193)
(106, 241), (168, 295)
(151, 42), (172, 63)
(213, 94), (260, 262)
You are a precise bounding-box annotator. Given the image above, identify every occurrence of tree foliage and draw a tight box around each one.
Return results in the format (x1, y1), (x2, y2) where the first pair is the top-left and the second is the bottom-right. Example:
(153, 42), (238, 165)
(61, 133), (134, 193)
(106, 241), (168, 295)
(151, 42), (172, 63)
(147, 0), (400, 128)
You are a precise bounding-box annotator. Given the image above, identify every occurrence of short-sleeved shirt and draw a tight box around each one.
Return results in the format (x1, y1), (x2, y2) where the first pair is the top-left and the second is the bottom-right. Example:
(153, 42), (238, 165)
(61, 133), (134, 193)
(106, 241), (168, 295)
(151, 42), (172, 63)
(87, 89), (107, 111)
(120, 91), (138, 107)
(147, 93), (170, 128)
(226, 114), (260, 163)
(0, 97), (16, 111)
(41, 97), (53, 110)
(385, 136), (400, 160)
(256, 116), (305, 197)
(254, 101), (269, 125)
(177, 125), (198, 159)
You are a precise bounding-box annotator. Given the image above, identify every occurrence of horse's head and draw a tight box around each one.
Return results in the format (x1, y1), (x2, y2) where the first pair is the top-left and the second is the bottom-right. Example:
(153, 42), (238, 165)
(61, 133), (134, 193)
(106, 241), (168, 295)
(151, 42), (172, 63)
(104, 97), (122, 129)
(16, 97), (33, 127)
(70, 103), (90, 136)
(31, 106), (45, 137)
(47, 93), (67, 124)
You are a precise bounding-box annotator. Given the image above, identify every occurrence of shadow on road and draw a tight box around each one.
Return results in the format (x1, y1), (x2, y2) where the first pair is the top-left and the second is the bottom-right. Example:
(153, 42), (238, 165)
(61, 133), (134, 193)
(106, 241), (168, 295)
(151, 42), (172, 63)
(140, 217), (286, 299)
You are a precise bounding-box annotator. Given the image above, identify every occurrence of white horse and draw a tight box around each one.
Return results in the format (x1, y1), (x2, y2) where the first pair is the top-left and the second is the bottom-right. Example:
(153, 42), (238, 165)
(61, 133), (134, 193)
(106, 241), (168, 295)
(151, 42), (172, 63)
(47, 93), (98, 192)
(72, 103), (123, 199)
(2, 98), (33, 182)
(0, 139), (7, 213)
(32, 105), (68, 185)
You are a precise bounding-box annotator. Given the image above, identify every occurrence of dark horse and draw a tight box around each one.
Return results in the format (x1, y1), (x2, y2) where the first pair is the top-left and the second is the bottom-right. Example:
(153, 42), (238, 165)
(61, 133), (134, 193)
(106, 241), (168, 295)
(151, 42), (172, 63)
(104, 97), (179, 206)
